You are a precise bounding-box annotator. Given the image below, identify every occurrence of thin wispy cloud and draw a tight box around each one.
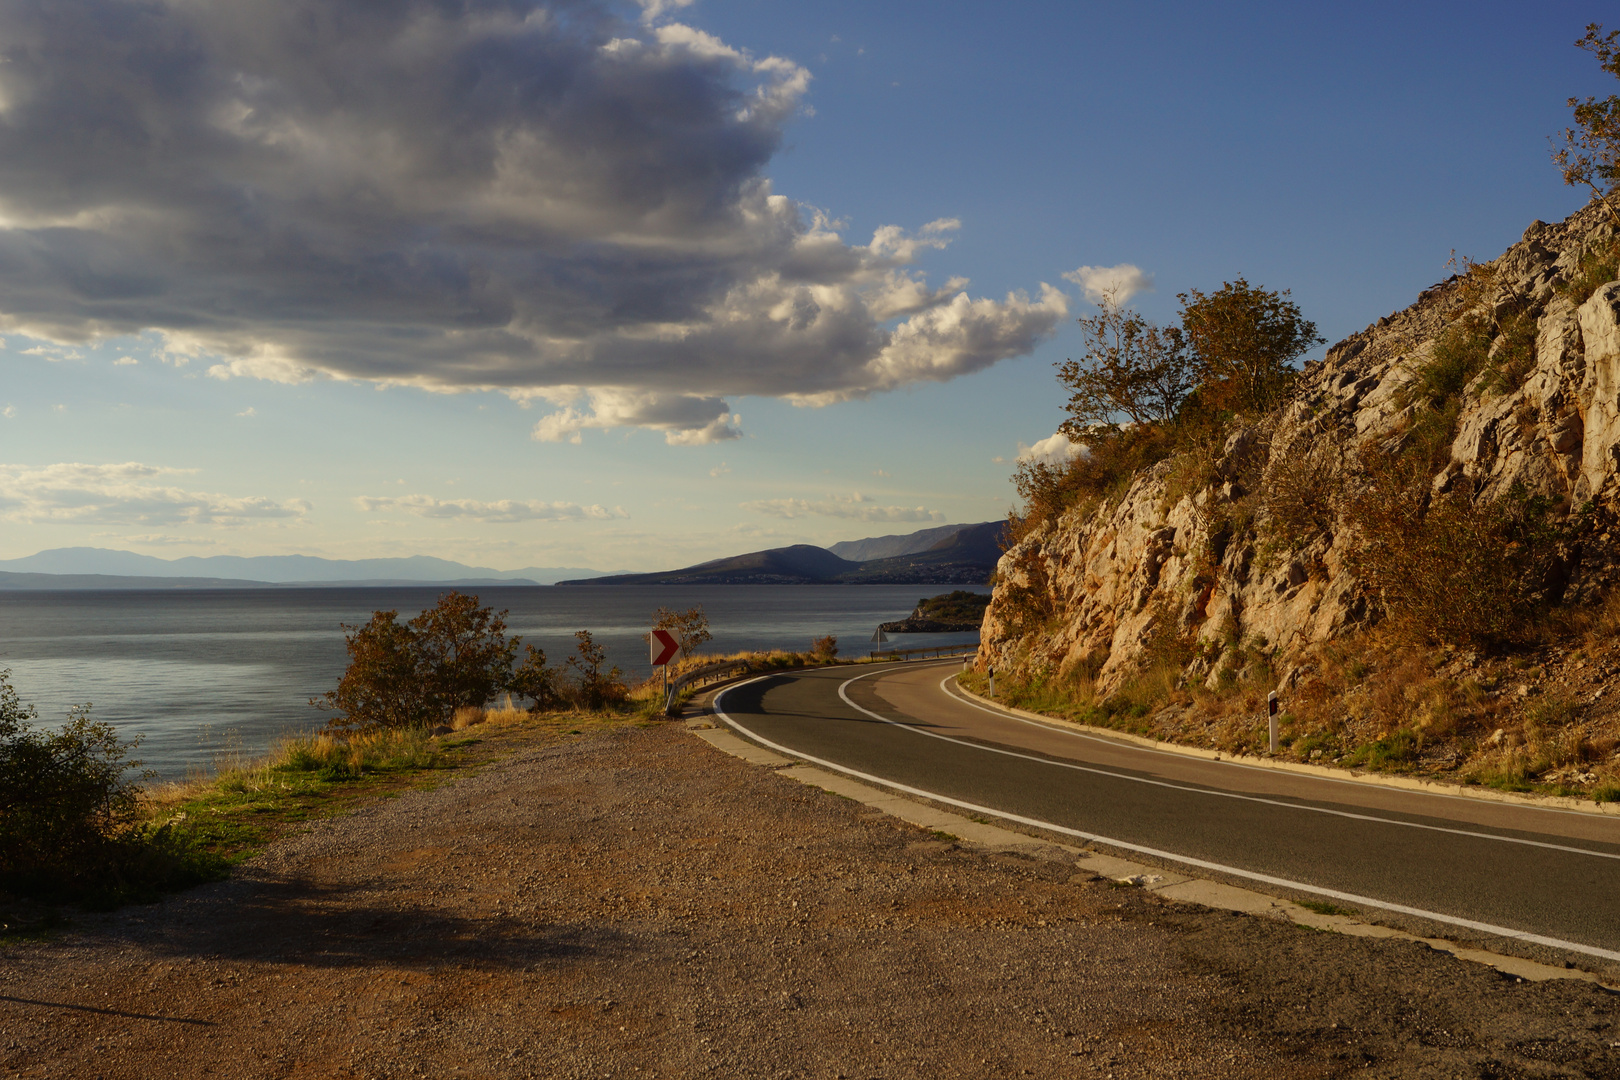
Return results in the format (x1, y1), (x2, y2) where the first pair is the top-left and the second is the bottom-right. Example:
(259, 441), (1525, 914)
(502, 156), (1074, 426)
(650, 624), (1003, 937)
(0, 463), (308, 526)
(0, 1), (1066, 443)
(355, 495), (627, 523)
(742, 493), (943, 523)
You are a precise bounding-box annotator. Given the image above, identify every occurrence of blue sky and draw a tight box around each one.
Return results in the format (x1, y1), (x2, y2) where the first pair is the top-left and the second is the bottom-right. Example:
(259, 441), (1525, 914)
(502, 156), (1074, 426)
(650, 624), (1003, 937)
(0, 0), (1609, 572)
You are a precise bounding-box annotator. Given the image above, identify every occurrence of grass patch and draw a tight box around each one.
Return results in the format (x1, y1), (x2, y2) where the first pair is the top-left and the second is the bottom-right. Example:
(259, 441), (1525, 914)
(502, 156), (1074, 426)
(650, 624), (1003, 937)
(1297, 899), (1357, 917)
(142, 707), (642, 874)
(1344, 729), (1420, 772)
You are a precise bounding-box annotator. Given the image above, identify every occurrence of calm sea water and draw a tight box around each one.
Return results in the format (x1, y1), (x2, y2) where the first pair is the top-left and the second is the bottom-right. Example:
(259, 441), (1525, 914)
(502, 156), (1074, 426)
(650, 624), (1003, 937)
(0, 585), (978, 779)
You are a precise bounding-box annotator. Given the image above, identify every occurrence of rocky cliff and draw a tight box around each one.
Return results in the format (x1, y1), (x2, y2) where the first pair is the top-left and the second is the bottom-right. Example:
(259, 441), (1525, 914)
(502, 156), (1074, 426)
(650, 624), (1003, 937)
(979, 202), (1620, 695)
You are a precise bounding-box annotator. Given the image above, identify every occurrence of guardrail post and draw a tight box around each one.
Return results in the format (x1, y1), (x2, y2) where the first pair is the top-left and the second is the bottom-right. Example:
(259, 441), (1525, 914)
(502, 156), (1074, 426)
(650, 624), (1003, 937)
(1267, 691), (1279, 754)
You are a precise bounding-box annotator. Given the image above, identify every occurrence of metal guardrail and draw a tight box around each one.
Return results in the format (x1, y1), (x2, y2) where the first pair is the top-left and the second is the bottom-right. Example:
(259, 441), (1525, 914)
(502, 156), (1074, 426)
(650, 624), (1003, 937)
(869, 643), (979, 661)
(662, 644), (980, 714)
(664, 659), (753, 715)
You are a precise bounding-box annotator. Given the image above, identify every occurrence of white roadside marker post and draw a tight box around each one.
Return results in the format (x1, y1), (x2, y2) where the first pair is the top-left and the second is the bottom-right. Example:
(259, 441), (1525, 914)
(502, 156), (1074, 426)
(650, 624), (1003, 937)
(1268, 690), (1280, 755)
(989, 666), (996, 698)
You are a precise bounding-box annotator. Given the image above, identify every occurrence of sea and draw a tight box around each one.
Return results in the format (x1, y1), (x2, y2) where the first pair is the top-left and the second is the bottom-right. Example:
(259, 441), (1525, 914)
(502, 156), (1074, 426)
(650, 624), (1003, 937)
(0, 585), (980, 780)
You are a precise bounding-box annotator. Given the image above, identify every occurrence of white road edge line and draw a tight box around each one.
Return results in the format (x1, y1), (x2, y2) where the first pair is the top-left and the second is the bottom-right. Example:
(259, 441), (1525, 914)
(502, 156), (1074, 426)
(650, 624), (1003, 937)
(934, 668), (1615, 820)
(878, 672), (1620, 863)
(712, 672), (1620, 965)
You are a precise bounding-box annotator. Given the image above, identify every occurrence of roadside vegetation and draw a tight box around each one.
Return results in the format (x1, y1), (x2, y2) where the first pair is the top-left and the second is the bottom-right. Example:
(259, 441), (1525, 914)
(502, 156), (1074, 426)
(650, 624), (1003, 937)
(984, 24), (1620, 803)
(0, 593), (865, 923)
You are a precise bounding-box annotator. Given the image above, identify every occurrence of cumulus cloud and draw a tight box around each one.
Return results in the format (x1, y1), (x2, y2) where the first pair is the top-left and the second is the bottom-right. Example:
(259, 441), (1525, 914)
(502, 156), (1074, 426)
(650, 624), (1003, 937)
(1016, 433), (1085, 468)
(532, 389), (742, 446)
(0, 1), (1066, 442)
(741, 493), (943, 523)
(635, 0), (697, 23)
(0, 463), (308, 525)
(355, 495), (626, 523)
(1062, 264), (1154, 306)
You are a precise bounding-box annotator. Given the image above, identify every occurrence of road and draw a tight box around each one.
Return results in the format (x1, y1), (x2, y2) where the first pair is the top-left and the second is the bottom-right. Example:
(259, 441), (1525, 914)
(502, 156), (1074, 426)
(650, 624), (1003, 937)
(712, 659), (1620, 963)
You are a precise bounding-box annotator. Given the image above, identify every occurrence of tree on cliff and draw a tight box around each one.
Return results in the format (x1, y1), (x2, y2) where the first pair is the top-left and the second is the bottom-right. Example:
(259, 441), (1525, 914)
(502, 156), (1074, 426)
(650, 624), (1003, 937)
(1552, 23), (1620, 227)
(1057, 290), (1195, 437)
(1178, 279), (1323, 416)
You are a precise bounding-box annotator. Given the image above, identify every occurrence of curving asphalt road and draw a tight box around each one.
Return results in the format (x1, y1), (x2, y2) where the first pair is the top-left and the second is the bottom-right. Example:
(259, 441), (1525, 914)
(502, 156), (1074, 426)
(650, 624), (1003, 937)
(713, 659), (1620, 963)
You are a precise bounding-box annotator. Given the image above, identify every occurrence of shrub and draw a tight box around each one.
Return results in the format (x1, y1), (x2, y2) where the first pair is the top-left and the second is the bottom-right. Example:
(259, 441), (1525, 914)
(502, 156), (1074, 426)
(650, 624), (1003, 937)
(315, 609), (437, 730)
(811, 635), (838, 661)
(1345, 728), (1420, 772)
(1555, 236), (1620, 303)
(316, 593), (566, 729)
(1346, 446), (1571, 647)
(566, 630), (629, 710)
(0, 672), (222, 904)
(510, 645), (563, 711)
(1263, 439), (1343, 547)
(409, 592), (521, 714)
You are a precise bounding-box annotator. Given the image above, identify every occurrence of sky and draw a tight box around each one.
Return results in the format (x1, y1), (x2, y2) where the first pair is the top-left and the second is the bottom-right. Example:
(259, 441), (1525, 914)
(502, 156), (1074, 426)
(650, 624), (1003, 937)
(0, 0), (1611, 573)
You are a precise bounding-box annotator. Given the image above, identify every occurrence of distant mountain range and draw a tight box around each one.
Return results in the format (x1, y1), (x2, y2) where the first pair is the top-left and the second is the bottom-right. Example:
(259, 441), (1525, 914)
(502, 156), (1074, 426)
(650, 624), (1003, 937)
(565, 522), (1004, 586)
(0, 548), (613, 588)
(0, 522), (1006, 590)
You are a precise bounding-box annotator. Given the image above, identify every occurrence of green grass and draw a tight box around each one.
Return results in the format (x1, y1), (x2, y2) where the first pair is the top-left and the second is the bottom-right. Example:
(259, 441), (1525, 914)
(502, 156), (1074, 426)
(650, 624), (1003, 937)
(147, 709), (637, 876)
(1297, 899), (1357, 918)
(1344, 729), (1420, 772)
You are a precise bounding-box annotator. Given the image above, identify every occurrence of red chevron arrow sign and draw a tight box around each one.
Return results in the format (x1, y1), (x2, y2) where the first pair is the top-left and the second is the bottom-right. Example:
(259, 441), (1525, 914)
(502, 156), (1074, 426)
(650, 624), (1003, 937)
(650, 628), (679, 667)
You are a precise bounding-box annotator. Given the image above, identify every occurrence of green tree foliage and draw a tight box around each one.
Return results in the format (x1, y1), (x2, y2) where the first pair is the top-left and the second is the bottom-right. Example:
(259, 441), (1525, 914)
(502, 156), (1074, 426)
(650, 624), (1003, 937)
(1551, 23), (1620, 227)
(566, 630), (628, 710)
(1057, 291), (1196, 438)
(408, 592), (520, 714)
(317, 592), (524, 729)
(0, 681), (137, 891)
(0, 672), (219, 903)
(315, 609), (439, 730)
(509, 645), (562, 711)
(650, 605), (713, 660)
(1178, 278), (1323, 415)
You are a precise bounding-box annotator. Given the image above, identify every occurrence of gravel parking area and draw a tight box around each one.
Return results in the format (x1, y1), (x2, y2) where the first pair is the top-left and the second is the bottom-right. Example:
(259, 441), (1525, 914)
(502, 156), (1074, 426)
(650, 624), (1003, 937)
(2, 719), (1617, 1079)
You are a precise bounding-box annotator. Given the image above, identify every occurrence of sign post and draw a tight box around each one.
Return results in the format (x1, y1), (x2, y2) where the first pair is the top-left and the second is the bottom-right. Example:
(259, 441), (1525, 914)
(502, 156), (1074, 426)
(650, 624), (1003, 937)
(651, 629), (679, 709)
(1267, 691), (1280, 755)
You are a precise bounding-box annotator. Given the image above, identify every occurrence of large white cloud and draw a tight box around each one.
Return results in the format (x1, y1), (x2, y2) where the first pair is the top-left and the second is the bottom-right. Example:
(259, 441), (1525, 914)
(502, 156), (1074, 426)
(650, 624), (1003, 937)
(0, 463), (308, 525)
(0, 0), (1068, 442)
(741, 493), (943, 523)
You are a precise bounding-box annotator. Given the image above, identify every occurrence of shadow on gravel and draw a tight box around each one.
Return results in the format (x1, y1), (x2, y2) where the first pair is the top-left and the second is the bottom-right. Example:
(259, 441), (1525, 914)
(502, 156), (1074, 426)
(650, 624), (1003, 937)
(84, 873), (639, 973)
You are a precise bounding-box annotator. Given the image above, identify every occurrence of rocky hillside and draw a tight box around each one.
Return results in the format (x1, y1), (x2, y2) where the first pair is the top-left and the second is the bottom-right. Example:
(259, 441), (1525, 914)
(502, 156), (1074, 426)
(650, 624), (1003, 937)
(979, 202), (1620, 701)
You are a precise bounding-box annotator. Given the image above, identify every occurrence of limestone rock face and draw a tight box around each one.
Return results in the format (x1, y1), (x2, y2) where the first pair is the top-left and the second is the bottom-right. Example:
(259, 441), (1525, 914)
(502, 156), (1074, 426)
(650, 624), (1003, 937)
(979, 205), (1620, 693)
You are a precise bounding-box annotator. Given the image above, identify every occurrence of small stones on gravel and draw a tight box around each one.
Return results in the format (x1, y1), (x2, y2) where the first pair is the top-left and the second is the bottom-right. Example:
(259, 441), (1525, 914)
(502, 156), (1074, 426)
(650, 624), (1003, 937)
(0, 722), (1616, 1079)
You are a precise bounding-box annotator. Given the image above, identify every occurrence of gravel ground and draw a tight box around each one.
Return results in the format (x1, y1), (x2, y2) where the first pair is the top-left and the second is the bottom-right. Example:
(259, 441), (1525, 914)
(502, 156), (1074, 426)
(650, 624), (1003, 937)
(2, 720), (1617, 1079)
